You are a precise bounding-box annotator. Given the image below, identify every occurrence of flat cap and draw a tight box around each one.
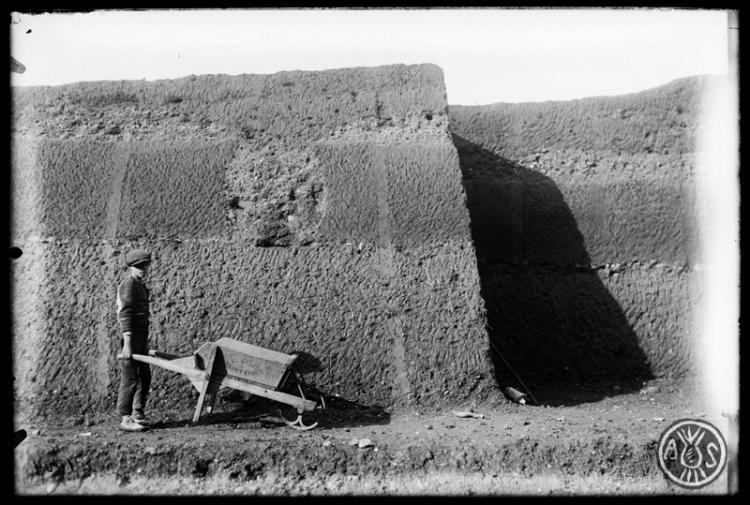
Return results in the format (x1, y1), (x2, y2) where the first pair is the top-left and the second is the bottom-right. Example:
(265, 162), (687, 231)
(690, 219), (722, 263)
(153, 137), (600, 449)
(125, 248), (151, 267)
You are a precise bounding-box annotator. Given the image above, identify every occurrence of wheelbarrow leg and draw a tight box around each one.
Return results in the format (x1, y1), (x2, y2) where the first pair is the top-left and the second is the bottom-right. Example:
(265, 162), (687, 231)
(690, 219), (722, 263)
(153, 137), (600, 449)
(192, 344), (217, 424)
(205, 383), (220, 414)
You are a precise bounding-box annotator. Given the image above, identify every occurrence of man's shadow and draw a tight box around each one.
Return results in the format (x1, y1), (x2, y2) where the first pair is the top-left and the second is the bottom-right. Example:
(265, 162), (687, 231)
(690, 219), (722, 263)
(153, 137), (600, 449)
(452, 133), (653, 406)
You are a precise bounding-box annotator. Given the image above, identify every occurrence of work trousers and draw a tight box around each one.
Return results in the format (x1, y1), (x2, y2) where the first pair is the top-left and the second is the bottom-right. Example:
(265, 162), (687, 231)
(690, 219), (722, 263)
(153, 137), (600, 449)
(116, 332), (151, 417)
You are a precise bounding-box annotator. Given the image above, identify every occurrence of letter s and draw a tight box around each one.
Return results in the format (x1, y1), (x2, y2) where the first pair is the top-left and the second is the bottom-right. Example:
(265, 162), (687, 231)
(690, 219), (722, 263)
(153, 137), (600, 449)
(706, 442), (720, 468)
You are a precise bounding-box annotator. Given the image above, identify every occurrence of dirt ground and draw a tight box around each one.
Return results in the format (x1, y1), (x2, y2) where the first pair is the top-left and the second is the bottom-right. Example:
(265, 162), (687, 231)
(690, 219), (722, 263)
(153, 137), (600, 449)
(13, 376), (731, 496)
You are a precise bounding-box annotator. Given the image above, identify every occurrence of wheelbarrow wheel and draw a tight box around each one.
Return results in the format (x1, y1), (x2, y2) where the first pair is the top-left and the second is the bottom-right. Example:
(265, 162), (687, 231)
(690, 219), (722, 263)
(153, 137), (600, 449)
(279, 406), (321, 431)
(278, 382), (326, 431)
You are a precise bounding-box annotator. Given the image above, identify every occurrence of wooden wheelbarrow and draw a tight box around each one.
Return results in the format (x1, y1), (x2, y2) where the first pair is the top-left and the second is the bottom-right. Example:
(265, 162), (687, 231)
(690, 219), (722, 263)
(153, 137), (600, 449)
(130, 337), (326, 430)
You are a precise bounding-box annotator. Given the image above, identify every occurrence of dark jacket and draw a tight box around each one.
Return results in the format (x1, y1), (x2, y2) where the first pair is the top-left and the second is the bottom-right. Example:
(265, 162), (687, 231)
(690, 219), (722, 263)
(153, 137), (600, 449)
(117, 276), (150, 335)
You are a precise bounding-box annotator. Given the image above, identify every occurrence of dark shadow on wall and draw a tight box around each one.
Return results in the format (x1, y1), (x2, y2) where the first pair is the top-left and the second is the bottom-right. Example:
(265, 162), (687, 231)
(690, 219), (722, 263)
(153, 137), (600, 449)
(451, 133), (654, 407)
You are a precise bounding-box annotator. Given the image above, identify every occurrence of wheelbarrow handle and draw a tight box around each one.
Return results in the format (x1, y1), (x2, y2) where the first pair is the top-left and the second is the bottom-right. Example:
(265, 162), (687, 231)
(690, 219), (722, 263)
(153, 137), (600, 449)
(148, 349), (181, 360)
(116, 349), (180, 360)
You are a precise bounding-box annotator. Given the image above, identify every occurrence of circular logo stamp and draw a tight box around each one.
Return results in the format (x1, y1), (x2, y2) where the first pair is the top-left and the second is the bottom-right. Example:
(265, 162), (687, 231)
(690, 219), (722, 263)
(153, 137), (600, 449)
(657, 418), (727, 489)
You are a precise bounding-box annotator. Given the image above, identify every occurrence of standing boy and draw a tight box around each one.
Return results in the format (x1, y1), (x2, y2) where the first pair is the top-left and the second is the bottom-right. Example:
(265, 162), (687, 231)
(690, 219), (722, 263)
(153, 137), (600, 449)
(116, 248), (153, 432)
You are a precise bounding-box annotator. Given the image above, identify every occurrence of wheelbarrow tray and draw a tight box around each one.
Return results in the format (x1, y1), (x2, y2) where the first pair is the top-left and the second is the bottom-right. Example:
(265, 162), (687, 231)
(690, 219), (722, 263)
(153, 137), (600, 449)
(131, 337), (318, 424)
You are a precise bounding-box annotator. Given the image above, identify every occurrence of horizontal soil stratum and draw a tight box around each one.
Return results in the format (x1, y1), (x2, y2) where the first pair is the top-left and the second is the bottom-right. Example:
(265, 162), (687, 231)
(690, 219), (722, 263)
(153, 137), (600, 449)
(11, 64), (496, 422)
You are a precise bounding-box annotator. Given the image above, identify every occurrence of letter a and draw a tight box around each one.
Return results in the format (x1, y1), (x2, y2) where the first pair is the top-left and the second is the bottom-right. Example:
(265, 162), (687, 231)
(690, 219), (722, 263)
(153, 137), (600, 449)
(663, 438), (679, 461)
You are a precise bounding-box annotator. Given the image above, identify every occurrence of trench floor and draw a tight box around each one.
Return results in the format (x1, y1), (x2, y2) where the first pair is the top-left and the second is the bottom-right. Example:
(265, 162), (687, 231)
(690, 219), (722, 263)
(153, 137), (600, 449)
(14, 377), (731, 496)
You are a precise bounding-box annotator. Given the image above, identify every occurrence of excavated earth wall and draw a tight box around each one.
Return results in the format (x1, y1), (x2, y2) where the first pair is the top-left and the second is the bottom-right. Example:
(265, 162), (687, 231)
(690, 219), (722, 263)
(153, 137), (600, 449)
(11, 64), (497, 421)
(449, 76), (712, 386)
